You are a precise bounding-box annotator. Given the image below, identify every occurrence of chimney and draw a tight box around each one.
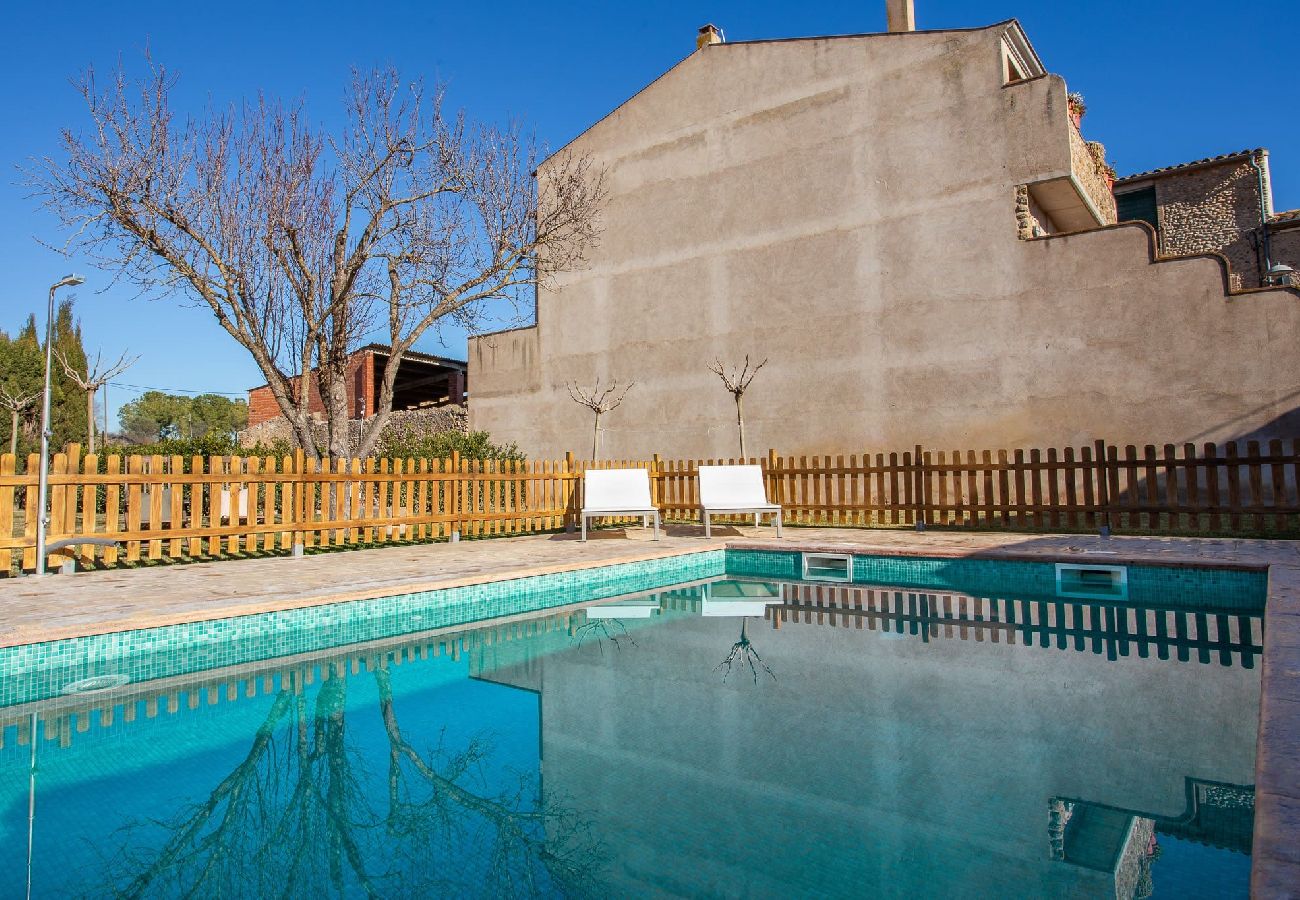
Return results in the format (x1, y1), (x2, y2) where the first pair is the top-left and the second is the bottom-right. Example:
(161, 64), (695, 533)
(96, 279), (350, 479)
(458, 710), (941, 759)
(886, 0), (915, 32)
(696, 23), (723, 50)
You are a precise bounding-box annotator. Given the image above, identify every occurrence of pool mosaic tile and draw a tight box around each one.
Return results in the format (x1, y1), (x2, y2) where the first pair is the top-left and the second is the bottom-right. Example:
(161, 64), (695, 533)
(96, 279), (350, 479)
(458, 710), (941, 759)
(0, 550), (725, 708)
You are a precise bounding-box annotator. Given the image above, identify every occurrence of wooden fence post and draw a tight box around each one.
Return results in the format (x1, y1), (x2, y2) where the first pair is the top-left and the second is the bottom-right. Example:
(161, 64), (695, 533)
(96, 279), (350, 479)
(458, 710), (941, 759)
(767, 449), (781, 511)
(292, 449), (306, 556)
(914, 444), (927, 530)
(651, 453), (662, 511)
(1095, 439), (1112, 537)
(47, 447), (71, 571)
(0, 453), (13, 576)
(564, 450), (576, 532)
(450, 450), (462, 541)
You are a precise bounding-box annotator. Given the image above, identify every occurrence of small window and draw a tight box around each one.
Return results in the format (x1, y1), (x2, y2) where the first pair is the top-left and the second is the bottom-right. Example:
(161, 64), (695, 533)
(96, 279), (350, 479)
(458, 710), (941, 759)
(1116, 187), (1159, 232)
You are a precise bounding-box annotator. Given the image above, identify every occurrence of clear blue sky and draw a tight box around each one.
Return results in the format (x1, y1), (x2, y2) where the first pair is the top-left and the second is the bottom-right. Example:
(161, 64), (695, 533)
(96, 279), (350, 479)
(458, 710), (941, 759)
(3, 1), (1296, 423)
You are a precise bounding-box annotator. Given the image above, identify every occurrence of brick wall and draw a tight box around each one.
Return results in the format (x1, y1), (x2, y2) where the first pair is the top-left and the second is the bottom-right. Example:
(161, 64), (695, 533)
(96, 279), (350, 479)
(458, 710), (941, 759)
(246, 351), (375, 426)
(246, 386), (282, 426)
(1120, 156), (1268, 288)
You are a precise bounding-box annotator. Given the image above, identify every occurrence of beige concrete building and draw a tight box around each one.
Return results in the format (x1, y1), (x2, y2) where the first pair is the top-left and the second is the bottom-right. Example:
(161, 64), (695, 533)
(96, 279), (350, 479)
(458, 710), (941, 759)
(469, 13), (1300, 461)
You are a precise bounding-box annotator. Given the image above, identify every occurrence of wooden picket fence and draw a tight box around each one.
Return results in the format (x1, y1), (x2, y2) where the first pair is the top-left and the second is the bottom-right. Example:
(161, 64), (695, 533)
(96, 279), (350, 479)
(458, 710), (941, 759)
(2, 438), (1300, 575)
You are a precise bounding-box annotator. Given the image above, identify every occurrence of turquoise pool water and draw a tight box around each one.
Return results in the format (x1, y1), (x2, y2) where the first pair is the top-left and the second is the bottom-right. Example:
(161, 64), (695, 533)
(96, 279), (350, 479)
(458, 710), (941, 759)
(0, 552), (1264, 897)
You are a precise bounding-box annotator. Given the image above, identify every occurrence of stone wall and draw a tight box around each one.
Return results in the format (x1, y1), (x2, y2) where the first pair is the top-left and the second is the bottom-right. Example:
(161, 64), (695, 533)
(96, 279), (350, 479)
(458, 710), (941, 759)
(1068, 125), (1117, 224)
(238, 405), (468, 453)
(1138, 156), (1267, 288)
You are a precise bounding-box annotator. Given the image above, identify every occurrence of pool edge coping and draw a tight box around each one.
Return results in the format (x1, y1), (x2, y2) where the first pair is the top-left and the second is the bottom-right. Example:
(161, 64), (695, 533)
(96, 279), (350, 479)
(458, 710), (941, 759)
(0, 541), (729, 650)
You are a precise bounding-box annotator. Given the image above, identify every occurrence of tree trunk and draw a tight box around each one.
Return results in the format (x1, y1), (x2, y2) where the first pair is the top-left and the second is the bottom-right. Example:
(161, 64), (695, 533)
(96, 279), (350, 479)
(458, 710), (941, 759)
(592, 412), (601, 461)
(86, 387), (96, 455)
(356, 348), (405, 460)
(735, 393), (746, 460)
(8, 409), (17, 457)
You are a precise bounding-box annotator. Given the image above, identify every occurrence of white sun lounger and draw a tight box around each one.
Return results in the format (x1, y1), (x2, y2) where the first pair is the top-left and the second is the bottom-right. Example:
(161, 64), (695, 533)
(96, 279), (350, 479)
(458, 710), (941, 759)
(698, 464), (783, 538)
(580, 468), (661, 542)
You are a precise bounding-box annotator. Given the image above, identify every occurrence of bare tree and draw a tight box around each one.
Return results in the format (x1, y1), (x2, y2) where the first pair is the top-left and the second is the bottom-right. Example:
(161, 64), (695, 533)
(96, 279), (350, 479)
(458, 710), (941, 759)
(31, 59), (605, 460)
(56, 348), (137, 454)
(566, 378), (633, 460)
(0, 386), (40, 456)
(707, 355), (767, 459)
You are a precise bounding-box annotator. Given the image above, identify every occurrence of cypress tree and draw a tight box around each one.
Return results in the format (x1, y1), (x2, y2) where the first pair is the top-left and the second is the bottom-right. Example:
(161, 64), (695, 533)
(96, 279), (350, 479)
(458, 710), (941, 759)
(48, 298), (89, 448)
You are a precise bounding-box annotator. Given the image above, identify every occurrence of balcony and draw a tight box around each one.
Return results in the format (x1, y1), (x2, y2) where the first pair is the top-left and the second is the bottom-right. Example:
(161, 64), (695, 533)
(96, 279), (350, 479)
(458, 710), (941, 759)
(1009, 79), (1118, 233)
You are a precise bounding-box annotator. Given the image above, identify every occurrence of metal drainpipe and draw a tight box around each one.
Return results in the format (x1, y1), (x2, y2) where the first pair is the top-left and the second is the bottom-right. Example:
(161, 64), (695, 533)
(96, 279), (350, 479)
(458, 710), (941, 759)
(1247, 152), (1274, 284)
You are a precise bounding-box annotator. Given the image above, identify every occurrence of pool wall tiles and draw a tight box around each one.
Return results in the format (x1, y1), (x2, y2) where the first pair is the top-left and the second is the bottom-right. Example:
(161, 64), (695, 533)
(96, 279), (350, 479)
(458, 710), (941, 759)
(1, 548), (1267, 710)
(724, 550), (1266, 610)
(0, 550), (726, 708)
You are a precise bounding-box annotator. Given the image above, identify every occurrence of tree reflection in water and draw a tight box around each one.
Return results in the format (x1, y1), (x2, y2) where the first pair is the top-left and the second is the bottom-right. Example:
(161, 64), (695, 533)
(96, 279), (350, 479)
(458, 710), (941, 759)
(572, 617), (638, 653)
(715, 619), (776, 684)
(104, 662), (604, 898)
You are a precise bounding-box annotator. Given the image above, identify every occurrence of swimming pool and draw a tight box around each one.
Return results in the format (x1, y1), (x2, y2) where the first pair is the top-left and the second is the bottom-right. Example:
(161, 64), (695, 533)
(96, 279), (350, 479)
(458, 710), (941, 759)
(0, 551), (1265, 897)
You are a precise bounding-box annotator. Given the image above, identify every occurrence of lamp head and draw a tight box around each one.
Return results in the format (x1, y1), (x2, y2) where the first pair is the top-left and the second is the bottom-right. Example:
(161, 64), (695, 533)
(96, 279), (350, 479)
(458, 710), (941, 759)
(1266, 263), (1295, 286)
(56, 273), (86, 288)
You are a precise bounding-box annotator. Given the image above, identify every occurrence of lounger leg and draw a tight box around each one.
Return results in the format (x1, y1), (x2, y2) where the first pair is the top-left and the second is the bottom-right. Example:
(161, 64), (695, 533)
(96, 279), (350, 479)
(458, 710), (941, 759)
(581, 515), (588, 542)
(642, 514), (648, 529)
(703, 510), (711, 538)
(775, 509), (783, 538)
(652, 511), (660, 541)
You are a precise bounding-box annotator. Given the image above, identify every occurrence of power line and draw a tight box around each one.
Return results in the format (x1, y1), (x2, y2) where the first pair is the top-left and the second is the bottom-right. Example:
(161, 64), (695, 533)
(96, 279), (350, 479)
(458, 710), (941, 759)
(107, 381), (247, 397)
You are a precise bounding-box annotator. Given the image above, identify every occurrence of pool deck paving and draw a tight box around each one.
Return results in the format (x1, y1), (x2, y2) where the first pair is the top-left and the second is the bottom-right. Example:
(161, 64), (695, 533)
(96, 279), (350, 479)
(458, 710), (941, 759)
(1, 525), (1297, 896)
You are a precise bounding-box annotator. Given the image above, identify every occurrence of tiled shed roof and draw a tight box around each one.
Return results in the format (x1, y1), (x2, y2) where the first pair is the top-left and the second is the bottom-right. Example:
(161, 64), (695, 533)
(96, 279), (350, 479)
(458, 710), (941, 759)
(1114, 149), (1264, 184)
(1271, 208), (1300, 225)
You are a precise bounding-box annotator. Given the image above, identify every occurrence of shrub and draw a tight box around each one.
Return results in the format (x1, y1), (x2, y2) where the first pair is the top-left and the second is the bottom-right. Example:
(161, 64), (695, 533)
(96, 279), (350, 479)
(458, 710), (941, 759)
(108, 434), (293, 460)
(376, 429), (523, 462)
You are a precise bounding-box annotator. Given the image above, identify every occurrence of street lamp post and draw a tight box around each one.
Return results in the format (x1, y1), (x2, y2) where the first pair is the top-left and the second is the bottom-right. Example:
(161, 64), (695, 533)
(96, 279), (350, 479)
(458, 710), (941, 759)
(34, 274), (85, 577)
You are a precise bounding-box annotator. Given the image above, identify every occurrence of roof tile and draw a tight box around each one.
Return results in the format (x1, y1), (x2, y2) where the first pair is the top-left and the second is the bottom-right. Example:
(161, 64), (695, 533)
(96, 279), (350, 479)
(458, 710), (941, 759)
(1114, 149), (1263, 184)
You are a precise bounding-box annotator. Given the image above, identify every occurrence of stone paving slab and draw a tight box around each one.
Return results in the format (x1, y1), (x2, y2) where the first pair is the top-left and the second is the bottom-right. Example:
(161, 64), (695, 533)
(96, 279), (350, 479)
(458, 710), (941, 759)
(1, 524), (1297, 895)
(0, 526), (726, 648)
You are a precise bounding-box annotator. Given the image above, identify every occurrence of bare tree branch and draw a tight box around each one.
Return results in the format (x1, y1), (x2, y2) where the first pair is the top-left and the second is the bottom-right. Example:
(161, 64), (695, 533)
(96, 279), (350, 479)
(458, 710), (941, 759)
(30, 58), (606, 460)
(56, 347), (138, 453)
(565, 378), (634, 460)
(707, 355), (767, 459)
(1, 386), (42, 457)
(715, 618), (777, 684)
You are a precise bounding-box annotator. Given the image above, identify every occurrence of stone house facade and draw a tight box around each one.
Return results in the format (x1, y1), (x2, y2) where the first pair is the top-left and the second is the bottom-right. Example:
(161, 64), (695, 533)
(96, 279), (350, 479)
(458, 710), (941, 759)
(469, 13), (1300, 460)
(1112, 150), (1298, 289)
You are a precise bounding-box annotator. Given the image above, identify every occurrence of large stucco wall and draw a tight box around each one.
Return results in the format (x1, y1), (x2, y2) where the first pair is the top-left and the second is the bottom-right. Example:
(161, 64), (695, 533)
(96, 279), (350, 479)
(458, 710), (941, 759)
(470, 24), (1300, 460)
